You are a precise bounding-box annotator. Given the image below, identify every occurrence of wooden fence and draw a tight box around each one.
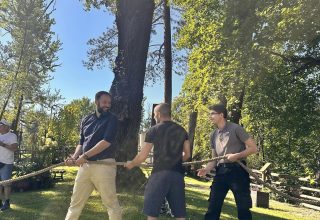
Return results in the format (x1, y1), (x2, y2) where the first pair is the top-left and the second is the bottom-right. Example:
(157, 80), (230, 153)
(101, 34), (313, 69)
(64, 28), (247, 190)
(250, 163), (320, 211)
(14, 147), (68, 163)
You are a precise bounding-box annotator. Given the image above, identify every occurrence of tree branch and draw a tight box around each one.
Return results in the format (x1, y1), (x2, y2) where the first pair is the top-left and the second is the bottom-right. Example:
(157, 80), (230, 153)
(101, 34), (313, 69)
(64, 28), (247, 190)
(152, 15), (163, 25)
(155, 42), (164, 67)
(267, 49), (320, 74)
(44, 0), (55, 14)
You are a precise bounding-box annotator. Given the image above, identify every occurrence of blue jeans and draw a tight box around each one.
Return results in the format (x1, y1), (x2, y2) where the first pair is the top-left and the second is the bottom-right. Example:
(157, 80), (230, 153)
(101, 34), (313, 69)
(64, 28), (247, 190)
(0, 164), (13, 181)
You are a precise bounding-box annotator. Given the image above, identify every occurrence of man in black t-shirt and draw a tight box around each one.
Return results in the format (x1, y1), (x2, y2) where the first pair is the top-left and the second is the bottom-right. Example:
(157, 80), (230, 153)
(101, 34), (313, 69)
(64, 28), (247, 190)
(125, 103), (191, 220)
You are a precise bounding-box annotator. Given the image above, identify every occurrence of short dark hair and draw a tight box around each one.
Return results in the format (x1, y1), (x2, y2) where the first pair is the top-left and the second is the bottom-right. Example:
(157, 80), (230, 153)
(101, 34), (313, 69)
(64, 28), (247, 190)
(95, 91), (111, 101)
(209, 104), (227, 118)
(156, 103), (171, 117)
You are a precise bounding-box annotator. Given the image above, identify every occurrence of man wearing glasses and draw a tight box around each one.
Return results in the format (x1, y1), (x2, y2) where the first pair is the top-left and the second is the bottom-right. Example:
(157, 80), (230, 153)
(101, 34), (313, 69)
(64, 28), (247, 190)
(197, 104), (258, 220)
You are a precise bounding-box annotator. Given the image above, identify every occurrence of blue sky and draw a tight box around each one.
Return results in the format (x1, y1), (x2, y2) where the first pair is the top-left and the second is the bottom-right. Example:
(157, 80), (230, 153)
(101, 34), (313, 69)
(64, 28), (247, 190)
(50, 0), (184, 108)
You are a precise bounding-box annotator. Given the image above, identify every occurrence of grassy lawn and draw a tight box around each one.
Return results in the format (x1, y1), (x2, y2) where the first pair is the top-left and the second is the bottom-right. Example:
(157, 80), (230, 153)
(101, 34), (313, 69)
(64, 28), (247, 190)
(0, 166), (319, 220)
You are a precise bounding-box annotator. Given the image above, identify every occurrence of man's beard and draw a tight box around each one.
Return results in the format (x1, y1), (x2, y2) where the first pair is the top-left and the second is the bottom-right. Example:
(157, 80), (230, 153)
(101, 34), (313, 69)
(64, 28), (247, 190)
(97, 106), (109, 115)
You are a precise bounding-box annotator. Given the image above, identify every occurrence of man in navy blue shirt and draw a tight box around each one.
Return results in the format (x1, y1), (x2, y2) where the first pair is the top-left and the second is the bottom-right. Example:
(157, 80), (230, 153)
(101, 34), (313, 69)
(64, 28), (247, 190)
(65, 91), (122, 220)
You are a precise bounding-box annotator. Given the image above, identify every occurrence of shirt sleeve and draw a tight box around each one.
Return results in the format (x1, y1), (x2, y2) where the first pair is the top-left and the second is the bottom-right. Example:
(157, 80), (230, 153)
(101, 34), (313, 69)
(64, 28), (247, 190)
(144, 127), (156, 143)
(103, 116), (118, 143)
(235, 125), (250, 143)
(9, 133), (18, 145)
(79, 118), (85, 145)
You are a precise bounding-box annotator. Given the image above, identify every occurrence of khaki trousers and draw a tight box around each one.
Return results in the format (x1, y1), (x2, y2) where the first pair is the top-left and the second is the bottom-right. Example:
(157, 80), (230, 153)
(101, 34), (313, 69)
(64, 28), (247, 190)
(65, 158), (122, 220)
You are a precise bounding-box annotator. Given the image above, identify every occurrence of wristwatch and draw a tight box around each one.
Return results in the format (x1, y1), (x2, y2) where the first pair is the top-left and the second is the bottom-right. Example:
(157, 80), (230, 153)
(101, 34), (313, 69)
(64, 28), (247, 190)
(83, 153), (89, 160)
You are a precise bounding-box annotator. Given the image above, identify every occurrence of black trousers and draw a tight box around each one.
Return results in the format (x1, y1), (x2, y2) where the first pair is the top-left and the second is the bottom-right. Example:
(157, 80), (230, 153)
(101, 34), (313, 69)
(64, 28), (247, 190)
(204, 163), (252, 220)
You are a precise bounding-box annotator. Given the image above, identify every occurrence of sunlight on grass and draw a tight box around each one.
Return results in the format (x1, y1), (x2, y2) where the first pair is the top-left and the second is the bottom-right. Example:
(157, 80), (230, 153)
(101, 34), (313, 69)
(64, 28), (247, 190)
(0, 166), (318, 220)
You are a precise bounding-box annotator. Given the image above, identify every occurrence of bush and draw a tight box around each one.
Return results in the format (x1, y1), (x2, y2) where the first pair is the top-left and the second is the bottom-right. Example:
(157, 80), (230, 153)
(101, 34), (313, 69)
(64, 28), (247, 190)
(12, 161), (55, 192)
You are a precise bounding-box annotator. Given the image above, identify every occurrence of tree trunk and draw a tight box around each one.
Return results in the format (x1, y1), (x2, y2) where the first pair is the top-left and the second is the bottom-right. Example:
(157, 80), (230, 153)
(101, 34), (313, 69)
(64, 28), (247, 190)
(186, 111), (197, 174)
(0, 20), (28, 120)
(163, 0), (172, 106)
(188, 111), (197, 161)
(110, 0), (155, 188)
(12, 95), (24, 133)
(230, 87), (245, 124)
(218, 94), (228, 107)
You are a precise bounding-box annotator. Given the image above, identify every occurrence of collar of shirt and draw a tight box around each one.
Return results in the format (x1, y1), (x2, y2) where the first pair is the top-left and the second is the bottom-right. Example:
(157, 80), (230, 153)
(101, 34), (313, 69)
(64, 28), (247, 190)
(218, 122), (229, 133)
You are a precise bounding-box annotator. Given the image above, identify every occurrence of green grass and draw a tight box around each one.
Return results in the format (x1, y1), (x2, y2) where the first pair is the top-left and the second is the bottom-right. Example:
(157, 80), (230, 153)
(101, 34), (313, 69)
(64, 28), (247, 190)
(1, 166), (319, 220)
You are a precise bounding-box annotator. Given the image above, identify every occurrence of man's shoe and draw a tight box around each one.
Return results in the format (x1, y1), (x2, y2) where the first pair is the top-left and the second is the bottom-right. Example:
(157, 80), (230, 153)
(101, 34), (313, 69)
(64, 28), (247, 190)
(0, 201), (10, 211)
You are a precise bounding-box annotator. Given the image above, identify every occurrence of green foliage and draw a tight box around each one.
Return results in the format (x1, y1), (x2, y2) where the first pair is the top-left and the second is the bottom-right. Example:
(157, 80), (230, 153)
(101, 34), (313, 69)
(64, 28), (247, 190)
(50, 97), (95, 148)
(82, 0), (116, 11)
(173, 0), (320, 176)
(0, 0), (61, 120)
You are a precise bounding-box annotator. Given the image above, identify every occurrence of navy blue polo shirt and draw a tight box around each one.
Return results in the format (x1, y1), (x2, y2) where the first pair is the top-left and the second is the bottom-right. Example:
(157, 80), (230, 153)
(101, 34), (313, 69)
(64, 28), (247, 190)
(79, 111), (118, 160)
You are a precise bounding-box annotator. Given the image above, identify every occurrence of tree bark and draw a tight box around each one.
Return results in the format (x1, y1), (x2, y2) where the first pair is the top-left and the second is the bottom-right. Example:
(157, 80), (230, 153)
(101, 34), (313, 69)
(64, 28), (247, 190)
(110, 0), (155, 188)
(230, 87), (245, 124)
(0, 20), (28, 120)
(12, 95), (24, 133)
(188, 111), (197, 161)
(163, 0), (172, 106)
(186, 111), (197, 174)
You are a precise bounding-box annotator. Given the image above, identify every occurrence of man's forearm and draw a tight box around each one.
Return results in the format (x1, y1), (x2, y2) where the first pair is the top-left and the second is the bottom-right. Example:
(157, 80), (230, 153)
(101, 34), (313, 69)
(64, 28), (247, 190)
(204, 161), (217, 171)
(131, 153), (148, 167)
(1, 143), (18, 152)
(183, 154), (190, 162)
(238, 138), (258, 159)
(236, 148), (256, 159)
(72, 145), (82, 159)
(129, 143), (153, 167)
(84, 140), (111, 158)
(182, 150), (191, 162)
(235, 138), (258, 160)
(182, 140), (191, 162)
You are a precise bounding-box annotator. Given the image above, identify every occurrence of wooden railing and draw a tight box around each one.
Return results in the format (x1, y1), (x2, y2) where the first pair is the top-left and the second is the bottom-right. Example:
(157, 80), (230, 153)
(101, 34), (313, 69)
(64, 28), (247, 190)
(250, 163), (320, 211)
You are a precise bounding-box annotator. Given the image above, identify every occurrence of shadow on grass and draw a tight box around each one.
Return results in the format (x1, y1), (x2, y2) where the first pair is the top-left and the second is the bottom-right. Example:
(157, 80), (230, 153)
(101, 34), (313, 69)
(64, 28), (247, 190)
(0, 172), (307, 220)
(1, 182), (73, 220)
(185, 188), (287, 220)
(1, 187), (290, 220)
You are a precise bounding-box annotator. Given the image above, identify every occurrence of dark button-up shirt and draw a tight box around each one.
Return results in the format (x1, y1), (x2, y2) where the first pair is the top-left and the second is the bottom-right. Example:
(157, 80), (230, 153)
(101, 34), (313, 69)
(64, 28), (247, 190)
(80, 111), (118, 161)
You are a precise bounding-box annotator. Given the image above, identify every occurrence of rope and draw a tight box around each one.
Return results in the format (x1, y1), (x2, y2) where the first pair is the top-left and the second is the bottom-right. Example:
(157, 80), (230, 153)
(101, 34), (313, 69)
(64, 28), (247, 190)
(0, 162), (65, 186)
(237, 161), (320, 206)
(0, 156), (226, 186)
(1, 157), (318, 207)
(183, 156), (227, 166)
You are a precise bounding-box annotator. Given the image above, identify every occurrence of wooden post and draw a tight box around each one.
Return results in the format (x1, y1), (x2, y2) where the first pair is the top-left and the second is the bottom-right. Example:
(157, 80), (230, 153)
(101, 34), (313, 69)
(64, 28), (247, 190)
(251, 190), (269, 208)
(260, 162), (272, 182)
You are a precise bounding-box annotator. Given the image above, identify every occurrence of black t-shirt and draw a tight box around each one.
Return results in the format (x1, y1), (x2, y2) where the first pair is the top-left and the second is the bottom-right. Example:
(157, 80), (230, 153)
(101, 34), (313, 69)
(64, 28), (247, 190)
(145, 121), (188, 174)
